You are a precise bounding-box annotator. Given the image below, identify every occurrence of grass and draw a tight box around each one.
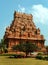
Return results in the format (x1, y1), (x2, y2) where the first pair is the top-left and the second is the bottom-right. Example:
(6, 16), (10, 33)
(0, 56), (48, 65)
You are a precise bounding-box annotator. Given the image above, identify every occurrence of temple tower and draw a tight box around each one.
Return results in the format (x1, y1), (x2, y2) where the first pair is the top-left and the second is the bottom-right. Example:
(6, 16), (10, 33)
(4, 11), (45, 52)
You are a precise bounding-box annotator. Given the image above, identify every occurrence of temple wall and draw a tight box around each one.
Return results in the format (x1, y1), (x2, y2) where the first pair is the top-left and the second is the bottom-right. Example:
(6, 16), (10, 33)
(8, 39), (44, 50)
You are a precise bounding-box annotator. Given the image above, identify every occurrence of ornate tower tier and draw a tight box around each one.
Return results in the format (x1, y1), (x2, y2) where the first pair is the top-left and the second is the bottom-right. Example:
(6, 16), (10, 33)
(4, 11), (45, 52)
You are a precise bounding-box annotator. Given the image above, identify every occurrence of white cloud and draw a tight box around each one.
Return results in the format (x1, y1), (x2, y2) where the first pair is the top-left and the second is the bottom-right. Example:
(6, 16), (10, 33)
(18, 5), (25, 13)
(31, 4), (48, 24)
(17, 4), (48, 25)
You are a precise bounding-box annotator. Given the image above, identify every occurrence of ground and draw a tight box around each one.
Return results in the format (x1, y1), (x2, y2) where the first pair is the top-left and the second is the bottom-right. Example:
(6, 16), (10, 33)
(0, 56), (48, 65)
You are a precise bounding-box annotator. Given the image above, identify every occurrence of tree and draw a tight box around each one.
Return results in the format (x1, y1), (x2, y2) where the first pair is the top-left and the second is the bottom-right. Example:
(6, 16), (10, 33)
(12, 41), (38, 57)
(0, 38), (8, 53)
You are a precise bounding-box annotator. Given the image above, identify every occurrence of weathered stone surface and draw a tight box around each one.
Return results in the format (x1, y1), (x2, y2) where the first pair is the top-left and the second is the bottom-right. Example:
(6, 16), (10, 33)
(4, 11), (45, 52)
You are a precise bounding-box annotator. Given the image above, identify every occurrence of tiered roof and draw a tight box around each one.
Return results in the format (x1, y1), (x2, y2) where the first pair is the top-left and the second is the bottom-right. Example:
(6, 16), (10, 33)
(4, 11), (44, 40)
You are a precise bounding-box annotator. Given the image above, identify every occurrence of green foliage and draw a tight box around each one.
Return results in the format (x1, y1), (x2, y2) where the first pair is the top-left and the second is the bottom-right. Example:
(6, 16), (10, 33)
(36, 55), (43, 60)
(37, 52), (43, 55)
(12, 42), (38, 57)
(43, 56), (48, 60)
(0, 38), (8, 53)
(36, 55), (48, 61)
(0, 53), (25, 58)
(9, 54), (25, 58)
(0, 54), (16, 56)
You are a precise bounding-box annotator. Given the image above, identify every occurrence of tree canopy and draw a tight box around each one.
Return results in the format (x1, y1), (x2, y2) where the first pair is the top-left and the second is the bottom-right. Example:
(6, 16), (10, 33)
(12, 41), (38, 57)
(0, 38), (8, 53)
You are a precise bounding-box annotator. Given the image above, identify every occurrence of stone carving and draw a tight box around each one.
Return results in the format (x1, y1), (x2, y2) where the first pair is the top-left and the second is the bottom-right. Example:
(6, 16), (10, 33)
(4, 11), (45, 52)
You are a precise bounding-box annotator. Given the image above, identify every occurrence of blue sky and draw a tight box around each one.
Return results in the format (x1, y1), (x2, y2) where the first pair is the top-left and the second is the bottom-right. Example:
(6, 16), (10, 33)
(0, 0), (48, 45)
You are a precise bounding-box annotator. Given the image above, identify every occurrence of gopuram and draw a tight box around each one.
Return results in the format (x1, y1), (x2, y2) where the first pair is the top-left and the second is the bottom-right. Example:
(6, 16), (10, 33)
(4, 11), (45, 52)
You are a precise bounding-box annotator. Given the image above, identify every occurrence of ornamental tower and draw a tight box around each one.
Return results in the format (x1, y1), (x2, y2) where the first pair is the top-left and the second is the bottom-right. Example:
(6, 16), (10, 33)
(4, 11), (45, 52)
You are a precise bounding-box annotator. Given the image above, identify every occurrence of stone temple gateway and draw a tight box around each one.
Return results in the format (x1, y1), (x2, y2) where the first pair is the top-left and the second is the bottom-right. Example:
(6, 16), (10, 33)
(4, 11), (45, 52)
